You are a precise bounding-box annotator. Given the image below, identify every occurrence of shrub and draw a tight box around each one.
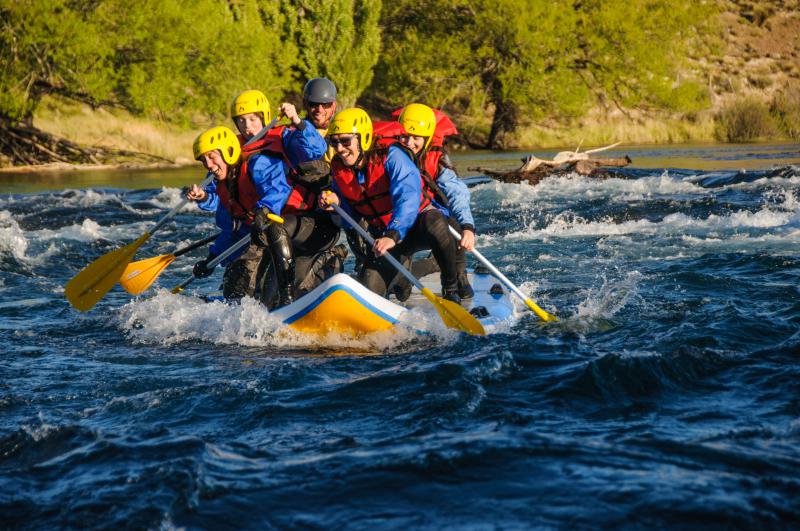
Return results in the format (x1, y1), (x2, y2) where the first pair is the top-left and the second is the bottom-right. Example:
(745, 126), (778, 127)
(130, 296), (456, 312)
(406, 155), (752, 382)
(715, 97), (776, 142)
(770, 85), (800, 139)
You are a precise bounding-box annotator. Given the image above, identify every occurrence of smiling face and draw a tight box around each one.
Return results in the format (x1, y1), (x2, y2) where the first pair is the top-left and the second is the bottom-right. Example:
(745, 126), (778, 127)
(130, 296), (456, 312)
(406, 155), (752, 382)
(198, 150), (229, 180)
(305, 100), (337, 130)
(399, 134), (427, 155)
(234, 112), (265, 139)
(328, 134), (360, 167)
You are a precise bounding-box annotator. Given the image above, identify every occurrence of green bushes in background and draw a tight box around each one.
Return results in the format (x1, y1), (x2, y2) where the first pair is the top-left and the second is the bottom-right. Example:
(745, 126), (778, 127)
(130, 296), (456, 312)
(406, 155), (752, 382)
(716, 85), (800, 142)
(370, 0), (716, 147)
(0, 0), (380, 126)
(7, 0), (795, 148)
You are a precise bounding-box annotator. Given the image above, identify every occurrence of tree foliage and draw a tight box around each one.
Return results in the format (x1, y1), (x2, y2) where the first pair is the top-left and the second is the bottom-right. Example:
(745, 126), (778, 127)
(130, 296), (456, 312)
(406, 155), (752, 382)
(371, 0), (716, 147)
(280, 0), (382, 107)
(1, 0), (720, 152)
(0, 0), (380, 125)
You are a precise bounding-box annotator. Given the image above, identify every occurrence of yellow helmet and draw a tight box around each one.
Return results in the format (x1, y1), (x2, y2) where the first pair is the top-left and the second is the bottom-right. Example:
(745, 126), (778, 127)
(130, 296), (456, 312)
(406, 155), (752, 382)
(230, 89), (271, 122)
(399, 103), (437, 149)
(193, 126), (241, 166)
(327, 108), (373, 151)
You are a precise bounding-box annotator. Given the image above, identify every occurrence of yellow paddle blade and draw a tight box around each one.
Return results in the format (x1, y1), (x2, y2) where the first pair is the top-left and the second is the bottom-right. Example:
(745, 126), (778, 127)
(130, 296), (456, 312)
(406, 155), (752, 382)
(420, 287), (485, 336)
(525, 298), (559, 322)
(119, 253), (176, 295)
(65, 233), (151, 311)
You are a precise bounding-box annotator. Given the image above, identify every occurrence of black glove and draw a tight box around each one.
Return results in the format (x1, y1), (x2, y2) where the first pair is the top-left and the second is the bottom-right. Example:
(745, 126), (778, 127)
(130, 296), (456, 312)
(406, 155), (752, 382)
(294, 159), (330, 184)
(250, 207), (272, 247)
(193, 255), (216, 278)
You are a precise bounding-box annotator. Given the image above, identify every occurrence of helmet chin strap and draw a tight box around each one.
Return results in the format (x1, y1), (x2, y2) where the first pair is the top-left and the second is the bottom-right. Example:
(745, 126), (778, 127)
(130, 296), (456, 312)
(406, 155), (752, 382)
(344, 134), (365, 168)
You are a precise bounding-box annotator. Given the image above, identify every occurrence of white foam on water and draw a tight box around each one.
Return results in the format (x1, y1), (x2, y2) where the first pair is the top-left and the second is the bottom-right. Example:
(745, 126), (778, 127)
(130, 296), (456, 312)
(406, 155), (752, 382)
(148, 187), (200, 213)
(56, 189), (124, 208)
(719, 174), (800, 193)
(0, 211), (28, 261)
(575, 271), (644, 320)
(494, 187), (800, 245)
(33, 218), (153, 244)
(118, 290), (432, 352)
(471, 171), (706, 209)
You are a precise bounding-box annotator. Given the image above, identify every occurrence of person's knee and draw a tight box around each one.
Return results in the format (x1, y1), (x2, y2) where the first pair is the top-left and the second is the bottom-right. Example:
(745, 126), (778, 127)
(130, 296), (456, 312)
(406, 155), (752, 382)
(359, 267), (388, 296)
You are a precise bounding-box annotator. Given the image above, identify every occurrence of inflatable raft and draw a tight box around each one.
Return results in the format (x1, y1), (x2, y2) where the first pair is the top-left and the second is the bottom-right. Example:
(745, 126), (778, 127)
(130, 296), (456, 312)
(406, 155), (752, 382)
(269, 268), (518, 336)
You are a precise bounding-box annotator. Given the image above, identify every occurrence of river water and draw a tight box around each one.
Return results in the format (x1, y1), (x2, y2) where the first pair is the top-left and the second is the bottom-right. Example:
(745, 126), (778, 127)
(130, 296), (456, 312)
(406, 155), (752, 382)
(1, 143), (799, 529)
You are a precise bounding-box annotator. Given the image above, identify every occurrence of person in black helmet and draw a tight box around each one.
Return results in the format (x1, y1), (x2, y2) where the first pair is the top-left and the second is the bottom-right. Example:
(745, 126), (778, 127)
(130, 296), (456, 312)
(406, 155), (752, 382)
(302, 77), (338, 135)
(255, 77), (347, 307)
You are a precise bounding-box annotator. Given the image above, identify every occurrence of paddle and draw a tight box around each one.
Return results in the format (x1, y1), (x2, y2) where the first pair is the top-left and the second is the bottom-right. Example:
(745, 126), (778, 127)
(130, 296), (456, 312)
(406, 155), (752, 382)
(329, 202), (485, 336)
(447, 225), (558, 322)
(119, 232), (220, 295)
(64, 173), (215, 311)
(170, 213), (284, 294)
(64, 117), (283, 312)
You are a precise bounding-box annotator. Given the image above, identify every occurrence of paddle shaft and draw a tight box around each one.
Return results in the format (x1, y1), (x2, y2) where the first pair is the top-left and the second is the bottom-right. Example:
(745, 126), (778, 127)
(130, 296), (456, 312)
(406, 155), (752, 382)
(330, 204), (423, 291)
(447, 225), (557, 322)
(172, 234), (250, 293)
(171, 232), (220, 258)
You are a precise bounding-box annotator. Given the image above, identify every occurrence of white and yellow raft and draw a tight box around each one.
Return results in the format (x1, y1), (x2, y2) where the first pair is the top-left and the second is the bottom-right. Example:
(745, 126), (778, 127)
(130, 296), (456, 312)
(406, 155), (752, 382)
(268, 269), (518, 336)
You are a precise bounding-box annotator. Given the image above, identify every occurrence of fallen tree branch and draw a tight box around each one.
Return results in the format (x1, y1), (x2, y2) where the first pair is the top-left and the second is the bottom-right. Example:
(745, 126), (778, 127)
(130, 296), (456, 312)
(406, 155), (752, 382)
(468, 142), (632, 185)
(0, 119), (173, 168)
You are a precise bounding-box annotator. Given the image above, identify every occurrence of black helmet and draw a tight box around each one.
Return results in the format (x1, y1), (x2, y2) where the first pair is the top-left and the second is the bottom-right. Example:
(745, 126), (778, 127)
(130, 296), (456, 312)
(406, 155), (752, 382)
(302, 77), (337, 104)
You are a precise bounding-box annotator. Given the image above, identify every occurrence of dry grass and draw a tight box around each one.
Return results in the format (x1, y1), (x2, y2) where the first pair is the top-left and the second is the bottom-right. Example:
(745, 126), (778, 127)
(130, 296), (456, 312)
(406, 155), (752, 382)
(509, 113), (717, 149)
(33, 96), (205, 163)
(770, 82), (800, 139)
(715, 95), (777, 141)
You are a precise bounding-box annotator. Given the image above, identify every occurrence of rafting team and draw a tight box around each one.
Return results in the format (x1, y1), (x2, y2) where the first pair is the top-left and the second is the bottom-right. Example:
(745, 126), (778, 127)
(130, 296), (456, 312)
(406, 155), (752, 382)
(186, 78), (477, 310)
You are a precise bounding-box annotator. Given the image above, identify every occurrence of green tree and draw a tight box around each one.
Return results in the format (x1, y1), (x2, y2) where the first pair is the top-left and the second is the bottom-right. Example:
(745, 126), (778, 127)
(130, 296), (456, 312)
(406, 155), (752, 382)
(0, 0), (117, 123)
(371, 0), (716, 147)
(0, 0), (297, 126)
(278, 0), (382, 106)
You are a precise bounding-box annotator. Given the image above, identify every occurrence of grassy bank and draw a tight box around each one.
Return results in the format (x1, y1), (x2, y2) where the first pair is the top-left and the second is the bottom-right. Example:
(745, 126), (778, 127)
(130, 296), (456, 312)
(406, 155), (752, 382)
(33, 96), (203, 165)
(29, 89), (799, 166)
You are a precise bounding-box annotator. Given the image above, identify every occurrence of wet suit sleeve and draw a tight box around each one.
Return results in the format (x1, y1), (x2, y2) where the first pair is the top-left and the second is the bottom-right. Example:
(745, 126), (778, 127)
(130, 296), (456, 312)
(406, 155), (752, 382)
(384, 144), (422, 241)
(197, 173), (219, 212)
(281, 120), (328, 166)
(437, 166), (475, 231)
(209, 203), (249, 266)
(248, 154), (292, 215)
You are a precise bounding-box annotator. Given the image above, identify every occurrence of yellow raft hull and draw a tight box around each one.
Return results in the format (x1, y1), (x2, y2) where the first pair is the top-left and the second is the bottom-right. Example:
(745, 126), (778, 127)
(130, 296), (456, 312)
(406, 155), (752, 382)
(269, 272), (517, 336)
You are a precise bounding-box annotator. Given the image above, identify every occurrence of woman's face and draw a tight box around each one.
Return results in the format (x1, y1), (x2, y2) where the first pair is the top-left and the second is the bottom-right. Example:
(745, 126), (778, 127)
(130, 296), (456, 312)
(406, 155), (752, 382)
(328, 134), (361, 167)
(400, 134), (427, 155)
(199, 150), (229, 180)
(234, 112), (265, 139)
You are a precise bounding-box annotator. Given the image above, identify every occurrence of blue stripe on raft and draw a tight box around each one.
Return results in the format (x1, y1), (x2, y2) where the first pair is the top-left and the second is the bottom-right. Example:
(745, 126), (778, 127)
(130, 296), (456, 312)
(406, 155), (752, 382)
(283, 284), (400, 326)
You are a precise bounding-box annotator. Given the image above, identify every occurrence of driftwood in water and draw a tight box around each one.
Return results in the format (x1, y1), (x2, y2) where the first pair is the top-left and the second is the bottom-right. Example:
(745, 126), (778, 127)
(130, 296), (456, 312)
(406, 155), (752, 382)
(468, 142), (632, 185)
(0, 119), (171, 168)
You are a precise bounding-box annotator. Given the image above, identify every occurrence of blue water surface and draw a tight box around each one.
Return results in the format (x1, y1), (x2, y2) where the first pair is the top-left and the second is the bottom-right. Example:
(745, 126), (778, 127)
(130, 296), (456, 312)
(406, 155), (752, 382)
(1, 150), (799, 529)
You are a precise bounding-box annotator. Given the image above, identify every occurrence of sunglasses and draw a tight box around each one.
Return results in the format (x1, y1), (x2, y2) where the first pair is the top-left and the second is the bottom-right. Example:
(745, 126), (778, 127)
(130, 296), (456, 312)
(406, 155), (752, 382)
(328, 135), (357, 148)
(307, 101), (334, 109)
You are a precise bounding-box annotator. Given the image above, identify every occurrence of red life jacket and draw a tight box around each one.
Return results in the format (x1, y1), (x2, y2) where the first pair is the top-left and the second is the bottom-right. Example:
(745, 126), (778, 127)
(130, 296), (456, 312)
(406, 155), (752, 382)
(389, 107), (458, 148)
(216, 157), (259, 224)
(373, 120), (406, 140)
(236, 127), (317, 215)
(386, 108), (460, 208)
(330, 137), (431, 230)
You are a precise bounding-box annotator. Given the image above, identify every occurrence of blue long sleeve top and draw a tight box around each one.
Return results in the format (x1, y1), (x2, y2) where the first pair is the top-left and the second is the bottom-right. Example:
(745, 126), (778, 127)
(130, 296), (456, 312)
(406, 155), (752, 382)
(331, 144), (422, 241)
(281, 120), (327, 166)
(207, 153), (291, 264)
(198, 121), (325, 213)
(434, 166), (475, 231)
